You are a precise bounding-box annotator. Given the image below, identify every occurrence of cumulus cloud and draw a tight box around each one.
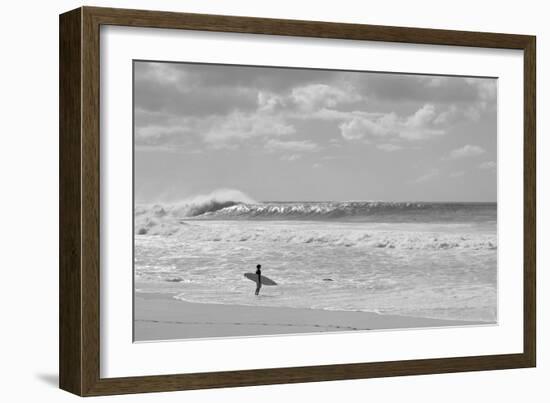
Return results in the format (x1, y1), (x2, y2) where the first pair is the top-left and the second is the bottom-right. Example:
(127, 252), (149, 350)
(203, 112), (296, 145)
(291, 84), (362, 111)
(134, 110), (296, 149)
(257, 91), (287, 113)
(447, 145), (485, 160)
(339, 114), (391, 140)
(432, 105), (459, 125)
(338, 104), (446, 142)
(406, 104), (437, 127)
(134, 61), (496, 161)
(265, 139), (320, 153)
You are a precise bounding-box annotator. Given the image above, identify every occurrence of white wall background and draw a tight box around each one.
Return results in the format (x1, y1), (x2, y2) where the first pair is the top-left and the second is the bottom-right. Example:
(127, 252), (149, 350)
(0, 0), (546, 401)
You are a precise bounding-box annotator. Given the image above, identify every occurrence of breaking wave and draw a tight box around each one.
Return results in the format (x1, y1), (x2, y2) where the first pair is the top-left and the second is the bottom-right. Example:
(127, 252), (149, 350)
(135, 190), (496, 239)
(181, 228), (497, 250)
(194, 201), (497, 225)
(135, 189), (255, 235)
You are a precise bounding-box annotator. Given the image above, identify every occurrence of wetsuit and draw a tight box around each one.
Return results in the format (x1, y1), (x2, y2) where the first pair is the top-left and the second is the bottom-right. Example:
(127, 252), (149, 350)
(255, 268), (262, 295)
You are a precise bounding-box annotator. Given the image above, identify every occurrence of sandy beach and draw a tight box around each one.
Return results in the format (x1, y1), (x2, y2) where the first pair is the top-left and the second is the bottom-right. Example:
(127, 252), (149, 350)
(134, 292), (489, 341)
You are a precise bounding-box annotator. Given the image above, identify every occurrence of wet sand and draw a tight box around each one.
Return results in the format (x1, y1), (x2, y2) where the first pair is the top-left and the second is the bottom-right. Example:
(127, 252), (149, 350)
(134, 292), (489, 341)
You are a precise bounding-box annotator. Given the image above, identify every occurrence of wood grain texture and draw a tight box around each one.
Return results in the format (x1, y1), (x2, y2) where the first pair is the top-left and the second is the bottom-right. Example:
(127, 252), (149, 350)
(85, 354), (531, 396)
(523, 38), (536, 367)
(81, 6), (102, 396)
(59, 6), (537, 396)
(85, 6), (532, 49)
(59, 8), (82, 396)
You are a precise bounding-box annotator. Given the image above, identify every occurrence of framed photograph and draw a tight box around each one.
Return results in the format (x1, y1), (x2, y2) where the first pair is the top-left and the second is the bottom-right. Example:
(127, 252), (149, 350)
(59, 6), (536, 396)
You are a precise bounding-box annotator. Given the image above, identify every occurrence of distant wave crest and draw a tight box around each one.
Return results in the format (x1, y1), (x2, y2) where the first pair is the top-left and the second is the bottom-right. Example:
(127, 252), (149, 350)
(197, 200), (497, 224)
(135, 191), (496, 237)
(135, 189), (255, 235)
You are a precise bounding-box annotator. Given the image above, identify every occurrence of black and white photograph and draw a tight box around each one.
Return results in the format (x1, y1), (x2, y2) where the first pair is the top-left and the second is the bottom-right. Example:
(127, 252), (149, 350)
(1, 0), (545, 399)
(133, 60), (498, 341)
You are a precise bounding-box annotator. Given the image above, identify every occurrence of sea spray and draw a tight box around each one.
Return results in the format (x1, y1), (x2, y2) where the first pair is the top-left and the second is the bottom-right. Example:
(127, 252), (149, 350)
(135, 189), (256, 235)
(136, 192), (496, 236)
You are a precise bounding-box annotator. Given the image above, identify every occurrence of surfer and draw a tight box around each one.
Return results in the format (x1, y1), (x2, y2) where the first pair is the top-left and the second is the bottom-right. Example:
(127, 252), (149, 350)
(255, 264), (262, 295)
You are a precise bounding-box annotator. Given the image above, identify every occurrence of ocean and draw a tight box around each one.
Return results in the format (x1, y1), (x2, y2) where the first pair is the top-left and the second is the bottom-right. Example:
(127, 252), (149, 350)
(134, 198), (497, 323)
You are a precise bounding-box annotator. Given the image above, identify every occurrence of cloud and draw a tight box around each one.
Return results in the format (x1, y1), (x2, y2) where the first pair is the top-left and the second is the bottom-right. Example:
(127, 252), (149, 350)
(134, 62), (189, 85)
(280, 154), (302, 161)
(338, 104), (446, 142)
(450, 171), (465, 178)
(134, 61), (496, 155)
(204, 112), (296, 145)
(135, 62), (367, 120)
(410, 169), (439, 184)
(447, 145), (485, 160)
(406, 104), (437, 127)
(291, 84), (362, 111)
(358, 74), (496, 106)
(400, 104), (446, 140)
(399, 128), (446, 140)
(135, 109), (297, 149)
(256, 83), (364, 118)
(135, 63), (259, 117)
(135, 60), (344, 93)
(135, 125), (187, 144)
(265, 139), (320, 153)
(339, 114), (392, 140)
(257, 91), (287, 113)
(376, 143), (402, 152)
(479, 161), (497, 170)
(432, 105), (459, 125)
(348, 75), (496, 129)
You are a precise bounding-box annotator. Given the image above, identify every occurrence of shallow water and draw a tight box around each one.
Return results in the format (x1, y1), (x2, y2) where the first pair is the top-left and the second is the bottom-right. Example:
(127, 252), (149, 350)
(135, 218), (497, 322)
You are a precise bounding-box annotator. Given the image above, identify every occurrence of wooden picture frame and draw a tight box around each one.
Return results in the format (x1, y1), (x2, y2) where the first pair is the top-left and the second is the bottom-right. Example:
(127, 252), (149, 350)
(59, 6), (536, 396)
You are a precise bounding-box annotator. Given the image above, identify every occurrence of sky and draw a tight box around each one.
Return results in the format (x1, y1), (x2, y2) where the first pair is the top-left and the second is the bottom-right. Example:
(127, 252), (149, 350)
(134, 61), (497, 203)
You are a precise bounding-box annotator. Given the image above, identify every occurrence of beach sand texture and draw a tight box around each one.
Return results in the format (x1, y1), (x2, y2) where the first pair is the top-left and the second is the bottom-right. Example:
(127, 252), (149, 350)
(135, 292), (489, 341)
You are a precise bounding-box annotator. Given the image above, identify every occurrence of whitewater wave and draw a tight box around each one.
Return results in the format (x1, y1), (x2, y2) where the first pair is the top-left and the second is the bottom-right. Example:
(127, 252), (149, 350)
(193, 228), (497, 250)
(202, 201), (418, 219)
(135, 191), (496, 237)
(135, 218), (497, 250)
(198, 201), (496, 222)
(135, 189), (255, 235)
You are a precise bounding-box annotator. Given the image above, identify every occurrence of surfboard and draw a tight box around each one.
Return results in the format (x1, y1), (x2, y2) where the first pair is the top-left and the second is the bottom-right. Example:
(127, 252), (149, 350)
(244, 273), (277, 286)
